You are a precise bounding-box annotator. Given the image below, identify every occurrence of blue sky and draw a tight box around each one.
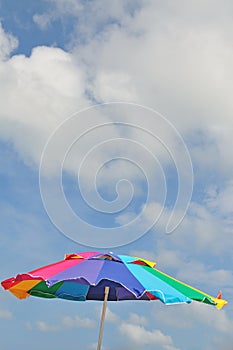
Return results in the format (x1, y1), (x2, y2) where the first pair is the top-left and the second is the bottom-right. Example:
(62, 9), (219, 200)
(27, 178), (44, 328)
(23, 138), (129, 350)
(0, 1), (233, 349)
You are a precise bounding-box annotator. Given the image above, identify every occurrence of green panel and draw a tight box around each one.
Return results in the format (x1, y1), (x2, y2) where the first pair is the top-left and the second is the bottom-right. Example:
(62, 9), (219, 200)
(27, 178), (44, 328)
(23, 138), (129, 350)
(29, 281), (64, 299)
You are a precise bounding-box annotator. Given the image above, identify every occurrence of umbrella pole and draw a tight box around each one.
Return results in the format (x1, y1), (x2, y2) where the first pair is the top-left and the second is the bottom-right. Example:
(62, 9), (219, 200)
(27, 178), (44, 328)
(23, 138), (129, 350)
(97, 286), (110, 350)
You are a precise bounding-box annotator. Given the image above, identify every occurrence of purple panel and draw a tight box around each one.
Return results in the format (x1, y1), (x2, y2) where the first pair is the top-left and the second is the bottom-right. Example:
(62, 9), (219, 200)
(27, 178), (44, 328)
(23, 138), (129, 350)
(117, 287), (139, 300)
(47, 259), (105, 286)
(95, 260), (145, 297)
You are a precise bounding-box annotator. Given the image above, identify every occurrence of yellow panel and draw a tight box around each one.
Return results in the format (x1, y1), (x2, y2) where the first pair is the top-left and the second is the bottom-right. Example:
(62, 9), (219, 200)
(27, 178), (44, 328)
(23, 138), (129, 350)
(211, 297), (228, 309)
(10, 289), (30, 300)
(9, 280), (41, 299)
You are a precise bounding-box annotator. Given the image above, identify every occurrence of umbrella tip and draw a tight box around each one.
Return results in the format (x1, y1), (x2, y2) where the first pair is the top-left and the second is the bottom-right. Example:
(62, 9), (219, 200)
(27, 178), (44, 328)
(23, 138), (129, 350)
(212, 291), (228, 309)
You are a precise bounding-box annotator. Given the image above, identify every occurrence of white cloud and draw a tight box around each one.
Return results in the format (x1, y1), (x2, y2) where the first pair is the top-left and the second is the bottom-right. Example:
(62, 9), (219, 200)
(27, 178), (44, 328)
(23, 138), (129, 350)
(92, 71), (138, 102)
(128, 312), (148, 326)
(63, 314), (96, 329)
(101, 310), (181, 349)
(130, 248), (182, 271)
(33, 0), (82, 30)
(131, 199), (233, 255)
(0, 23), (18, 60)
(204, 181), (233, 228)
(0, 42), (88, 168)
(70, 0), (233, 180)
(119, 322), (176, 349)
(33, 0), (83, 31)
(33, 13), (52, 31)
(34, 314), (96, 332)
(191, 303), (233, 333)
(153, 301), (233, 334)
(173, 201), (233, 254)
(115, 211), (137, 225)
(1, 0), (233, 253)
(0, 308), (13, 320)
(129, 249), (156, 260)
(176, 262), (233, 291)
(105, 307), (120, 323)
(3, 2), (232, 189)
(2, 2), (233, 184)
(115, 201), (167, 234)
(96, 307), (181, 349)
(33, 0), (141, 40)
(36, 321), (60, 332)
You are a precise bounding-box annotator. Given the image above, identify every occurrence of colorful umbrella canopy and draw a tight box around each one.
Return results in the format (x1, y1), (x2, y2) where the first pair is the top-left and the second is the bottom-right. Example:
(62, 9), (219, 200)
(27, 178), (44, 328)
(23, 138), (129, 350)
(1, 251), (227, 307)
(1, 252), (227, 349)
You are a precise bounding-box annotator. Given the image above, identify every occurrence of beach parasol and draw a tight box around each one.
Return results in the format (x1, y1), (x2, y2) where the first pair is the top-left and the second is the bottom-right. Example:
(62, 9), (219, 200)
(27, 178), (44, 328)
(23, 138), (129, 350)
(1, 252), (227, 349)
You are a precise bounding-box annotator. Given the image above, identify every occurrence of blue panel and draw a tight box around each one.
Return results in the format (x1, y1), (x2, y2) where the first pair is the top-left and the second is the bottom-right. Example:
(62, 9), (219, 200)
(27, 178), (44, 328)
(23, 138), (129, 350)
(55, 282), (89, 301)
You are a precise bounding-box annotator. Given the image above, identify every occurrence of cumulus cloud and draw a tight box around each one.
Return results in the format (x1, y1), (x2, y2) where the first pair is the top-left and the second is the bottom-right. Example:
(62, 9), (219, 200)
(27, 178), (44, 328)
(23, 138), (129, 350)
(171, 200), (233, 255)
(62, 314), (96, 329)
(2, 1), (233, 181)
(128, 198), (233, 255)
(0, 308), (13, 320)
(71, 0), (233, 178)
(119, 322), (179, 349)
(33, 0), (141, 40)
(0, 40), (88, 168)
(0, 23), (18, 60)
(105, 307), (148, 326)
(33, 0), (83, 31)
(128, 312), (148, 326)
(3, 2), (232, 179)
(129, 248), (182, 271)
(103, 309), (180, 350)
(204, 181), (233, 229)
(105, 307), (120, 323)
(153, 301), (233, 334)
(36, 321), (60, 332)
(33, 13), (52, 31)
(33, 314), (96, 332)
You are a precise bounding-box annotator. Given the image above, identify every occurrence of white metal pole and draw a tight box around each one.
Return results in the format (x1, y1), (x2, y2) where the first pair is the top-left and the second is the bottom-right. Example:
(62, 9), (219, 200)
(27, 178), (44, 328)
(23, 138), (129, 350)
(97, 286), (110, 350)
